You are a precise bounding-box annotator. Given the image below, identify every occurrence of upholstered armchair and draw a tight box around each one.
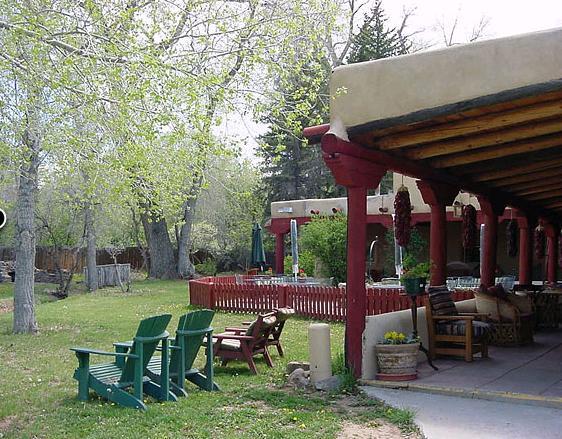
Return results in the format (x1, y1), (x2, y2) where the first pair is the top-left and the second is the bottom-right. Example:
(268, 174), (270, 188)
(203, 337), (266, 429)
(425, 285), (491, 362)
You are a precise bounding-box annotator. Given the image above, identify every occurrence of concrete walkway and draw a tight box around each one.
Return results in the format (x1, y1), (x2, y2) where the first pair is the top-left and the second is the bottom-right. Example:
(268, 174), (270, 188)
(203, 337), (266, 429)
(362, 386), (562, 439)
(413, 331), (562, 398)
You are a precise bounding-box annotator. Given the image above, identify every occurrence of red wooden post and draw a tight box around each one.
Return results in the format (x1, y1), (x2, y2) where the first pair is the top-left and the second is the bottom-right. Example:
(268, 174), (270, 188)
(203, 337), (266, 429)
(275, 233), (285, 275)
(516, 212), (534, 285)
(346, 185), (368, 376)
(545, 222), (559, 284)
(321, 133), (387, 378)
(417, 180), (458, 286)
(477, 197), (505, 287)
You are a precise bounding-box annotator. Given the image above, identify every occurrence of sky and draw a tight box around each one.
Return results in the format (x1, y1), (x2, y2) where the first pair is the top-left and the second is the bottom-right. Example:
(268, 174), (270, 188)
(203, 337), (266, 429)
(216, 0), (562, 161)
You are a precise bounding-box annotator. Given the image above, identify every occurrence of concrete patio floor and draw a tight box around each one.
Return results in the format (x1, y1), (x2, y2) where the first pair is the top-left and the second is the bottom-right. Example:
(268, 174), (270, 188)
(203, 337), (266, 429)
(363, 330), (562, 408)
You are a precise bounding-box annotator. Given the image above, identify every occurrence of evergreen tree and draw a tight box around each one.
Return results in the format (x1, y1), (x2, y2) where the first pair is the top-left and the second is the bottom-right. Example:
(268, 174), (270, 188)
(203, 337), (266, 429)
(348, 1), (410, 63)
(258, 58), (345, 207)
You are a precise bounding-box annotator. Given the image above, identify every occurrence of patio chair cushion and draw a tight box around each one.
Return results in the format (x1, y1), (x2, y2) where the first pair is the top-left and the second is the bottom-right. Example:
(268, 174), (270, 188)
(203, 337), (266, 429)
(276, 308), (295, 322)
(244, 315), (277, 336)
(483, 284), (509, 300)
(217, 339), (241, 351)
(437, 320), (491, 338)
(428, 285), (458, 318)
(474, 291), (518, 321)
(506, 294), (533, 314)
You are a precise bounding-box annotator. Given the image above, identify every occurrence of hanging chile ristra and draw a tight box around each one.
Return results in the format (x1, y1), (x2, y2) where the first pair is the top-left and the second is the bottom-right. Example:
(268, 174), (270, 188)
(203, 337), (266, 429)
(506, 219), (518, 257)
(462, 204), (477, 249)
(558, 233), (562, 268)
(535, 224), (546, 260)
(394, 185), (412, 247)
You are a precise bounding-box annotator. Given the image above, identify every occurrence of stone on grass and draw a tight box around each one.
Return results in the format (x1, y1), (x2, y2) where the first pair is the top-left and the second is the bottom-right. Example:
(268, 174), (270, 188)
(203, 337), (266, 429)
(314, 375), (342, 392)
(287, 368), (311, 389)
(286, 361), (310, 374)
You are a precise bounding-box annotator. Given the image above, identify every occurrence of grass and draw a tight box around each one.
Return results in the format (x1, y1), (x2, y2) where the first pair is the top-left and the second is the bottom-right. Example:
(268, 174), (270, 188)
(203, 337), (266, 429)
(0, 279), (418, 438)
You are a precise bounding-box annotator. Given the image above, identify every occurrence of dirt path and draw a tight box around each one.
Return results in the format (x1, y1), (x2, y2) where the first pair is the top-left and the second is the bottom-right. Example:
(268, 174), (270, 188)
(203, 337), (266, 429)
(338, 420), (418, 439)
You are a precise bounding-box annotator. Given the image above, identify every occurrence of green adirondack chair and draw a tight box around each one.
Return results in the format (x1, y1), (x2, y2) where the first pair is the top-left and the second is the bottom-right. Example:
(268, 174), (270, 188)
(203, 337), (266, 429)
(70, 314), (175, 410)
(114, 310), (219, 398)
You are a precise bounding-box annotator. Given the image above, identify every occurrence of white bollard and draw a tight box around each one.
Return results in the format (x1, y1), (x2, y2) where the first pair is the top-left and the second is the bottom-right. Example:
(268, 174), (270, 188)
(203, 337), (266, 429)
(308, 323), (331, 384)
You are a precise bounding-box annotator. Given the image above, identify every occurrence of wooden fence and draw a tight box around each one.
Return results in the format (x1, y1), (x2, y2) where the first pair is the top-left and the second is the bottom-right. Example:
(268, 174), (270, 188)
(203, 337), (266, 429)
(0, 246), (145, 271)
(188, 276), (475, 322)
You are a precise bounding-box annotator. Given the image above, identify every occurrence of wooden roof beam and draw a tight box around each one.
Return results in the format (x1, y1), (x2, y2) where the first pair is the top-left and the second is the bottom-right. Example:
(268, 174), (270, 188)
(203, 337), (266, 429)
(375, 99), (562, 150)
(510, 182), (562, 196)
(402, 118), (562, 160)
(488, 167), (562, 187)
(428, 134), (562, 168)
(466, 156), (562, 181)
(504, 176), (562, 193)
(525, 191), (562, 202)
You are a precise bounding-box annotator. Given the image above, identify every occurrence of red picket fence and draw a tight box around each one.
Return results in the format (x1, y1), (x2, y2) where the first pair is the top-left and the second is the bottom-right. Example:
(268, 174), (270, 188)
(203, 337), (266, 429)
(188, 276), (475, 322)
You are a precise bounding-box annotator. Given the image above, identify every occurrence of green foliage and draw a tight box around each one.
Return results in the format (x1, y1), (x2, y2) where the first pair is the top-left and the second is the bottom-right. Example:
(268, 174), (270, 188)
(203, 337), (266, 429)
(192, 157), (264, 271)
(347, 1), (410, 64)
(380, 331), (420, 345)
(284, 249), (315, 277)
(194, 258), (217, 276)
(332, 352), (357, 393)
(384, 226), (428, 276)
(300, 214), (347, 284)
(401, 261), (431, 280)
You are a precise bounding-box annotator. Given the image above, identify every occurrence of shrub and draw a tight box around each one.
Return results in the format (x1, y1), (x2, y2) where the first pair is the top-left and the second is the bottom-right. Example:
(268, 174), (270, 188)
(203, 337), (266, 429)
(300, 213), (347, 284)
(194, 258), (217, 276)
(283, 249), (315, 277)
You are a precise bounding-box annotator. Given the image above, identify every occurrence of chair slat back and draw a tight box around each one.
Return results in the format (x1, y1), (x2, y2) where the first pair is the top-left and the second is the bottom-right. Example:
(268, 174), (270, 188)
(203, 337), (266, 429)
(120, 314), (172, 383)
(170, 310), (215, 375)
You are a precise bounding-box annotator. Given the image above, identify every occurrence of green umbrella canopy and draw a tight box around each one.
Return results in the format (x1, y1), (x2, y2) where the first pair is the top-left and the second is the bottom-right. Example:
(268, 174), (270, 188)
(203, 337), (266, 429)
(251, 223), (266, 269)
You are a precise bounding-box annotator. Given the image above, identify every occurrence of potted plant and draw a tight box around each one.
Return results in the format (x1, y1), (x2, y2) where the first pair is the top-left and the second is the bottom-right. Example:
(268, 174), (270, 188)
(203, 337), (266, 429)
(400, 260), (430, 296)
(375, 331), (420, 381)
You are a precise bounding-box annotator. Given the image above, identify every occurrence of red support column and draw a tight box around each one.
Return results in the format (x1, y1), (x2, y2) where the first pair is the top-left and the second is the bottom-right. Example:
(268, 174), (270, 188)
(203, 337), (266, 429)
(346, 186), (368, 378)
(477, 197), (505, 287)
(515, 212), (534, 285)
(321, 133), (386, 379)
(416, 180), (458, 286)
(275, 233), (285, 275)
(545, 223), (559, 284)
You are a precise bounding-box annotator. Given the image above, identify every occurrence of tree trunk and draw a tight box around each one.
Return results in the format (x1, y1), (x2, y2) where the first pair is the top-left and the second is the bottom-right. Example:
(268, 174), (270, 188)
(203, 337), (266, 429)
(177, 198), (197, 279)
(142, 213), (177, 279)
(131, 207), (150, 275)
(84, 204), (98, 292)
(13, 122), (40, 334)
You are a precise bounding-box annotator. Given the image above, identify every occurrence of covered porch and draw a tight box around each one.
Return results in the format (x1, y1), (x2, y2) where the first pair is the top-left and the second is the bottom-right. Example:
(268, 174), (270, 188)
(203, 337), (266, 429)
(304, 27), (562, 379)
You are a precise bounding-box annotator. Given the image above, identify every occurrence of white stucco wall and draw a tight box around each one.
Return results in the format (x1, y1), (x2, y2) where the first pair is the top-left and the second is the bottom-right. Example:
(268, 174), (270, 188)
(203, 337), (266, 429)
(361, 299), (477, 380)
(271, 173), (481, 219)
(330, 27), (562, 130)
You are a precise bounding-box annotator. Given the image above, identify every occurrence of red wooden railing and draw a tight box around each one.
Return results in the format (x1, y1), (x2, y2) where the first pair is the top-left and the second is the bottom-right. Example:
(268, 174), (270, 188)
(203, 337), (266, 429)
(188, 276), (475, 322)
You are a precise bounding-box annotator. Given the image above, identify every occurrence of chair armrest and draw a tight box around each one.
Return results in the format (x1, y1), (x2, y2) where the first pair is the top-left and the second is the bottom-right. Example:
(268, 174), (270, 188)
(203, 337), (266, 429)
(431, 315), (474, 321)
(113, 341), (133, 349)
(224, 327), (246, 334)
(214, 333), (254, 341)
(458, 312), (489, 319)
(71, 347), (139, 358)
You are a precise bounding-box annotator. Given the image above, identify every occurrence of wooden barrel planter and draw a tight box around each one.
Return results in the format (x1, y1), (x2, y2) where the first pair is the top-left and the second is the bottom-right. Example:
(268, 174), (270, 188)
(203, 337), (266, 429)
(84, 264), (131, 289)
(375, 343), (419, 381)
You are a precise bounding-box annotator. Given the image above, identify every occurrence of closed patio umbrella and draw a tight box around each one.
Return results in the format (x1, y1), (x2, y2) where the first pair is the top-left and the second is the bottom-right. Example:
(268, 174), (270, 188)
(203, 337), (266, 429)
(251, 222), (266, 271)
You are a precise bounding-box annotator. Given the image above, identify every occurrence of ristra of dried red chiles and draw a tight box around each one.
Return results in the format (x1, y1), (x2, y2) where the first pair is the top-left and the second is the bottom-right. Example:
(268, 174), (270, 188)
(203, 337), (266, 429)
(462, 204), (477, 249)
(506, 219), (518, 257)
(393, 185), (411, 247)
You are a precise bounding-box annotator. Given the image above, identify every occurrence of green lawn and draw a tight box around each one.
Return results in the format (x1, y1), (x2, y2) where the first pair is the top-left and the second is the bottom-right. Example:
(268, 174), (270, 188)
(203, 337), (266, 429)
(0, 280), (417, 438)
